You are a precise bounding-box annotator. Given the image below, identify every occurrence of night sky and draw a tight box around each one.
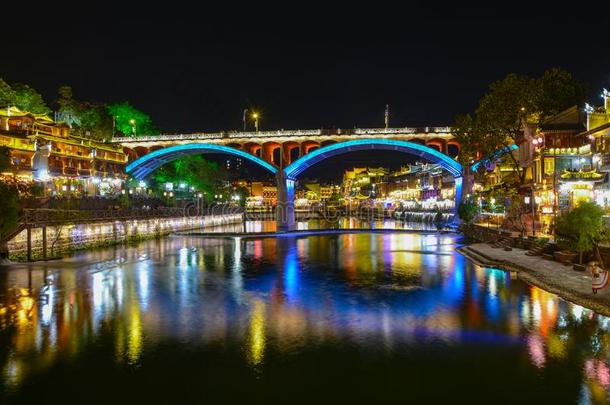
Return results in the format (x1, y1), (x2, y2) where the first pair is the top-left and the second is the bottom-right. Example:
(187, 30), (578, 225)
(3, 3), (610, 180)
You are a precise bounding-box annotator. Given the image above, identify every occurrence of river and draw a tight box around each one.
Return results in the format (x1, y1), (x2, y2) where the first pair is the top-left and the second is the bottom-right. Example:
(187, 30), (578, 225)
(0, 220), (608, 404)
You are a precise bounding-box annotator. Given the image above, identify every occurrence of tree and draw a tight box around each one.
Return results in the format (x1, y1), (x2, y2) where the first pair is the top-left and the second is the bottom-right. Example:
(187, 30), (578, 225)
(229, 186), (250, 207)
(453, 113), (482, 166)
(538, 68), (587, 118)
(0, 182), (19, 261)
(150, 155), (226, 197)
(454, 69), (585, 187)
(498, 189), (528, 237)
(0, 146), (12, 172)
(56, 86), (115, 140)
(56, 85), (82, 127)
(556, 202), (610, 265)
(0, 78), (16, 107)
(11, 83), (51, 114)
(107, 102), (158, 136)
(79, 105), (113, 140)
(457, 199), (478, 224)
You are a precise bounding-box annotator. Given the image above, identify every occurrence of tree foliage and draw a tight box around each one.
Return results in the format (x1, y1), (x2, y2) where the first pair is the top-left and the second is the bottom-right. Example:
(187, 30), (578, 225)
(0, 79), (16, 107)
(495, 188), (528, 236)
(150, 155), (226, 196)
(56, 86), (117, 140)
(1, 80), (159, 140)
(0, 146), (12, 172)
(454, 69), (585, 186)
(556, 202), (609, 260)
(0, 182), (19, 242)
(0, 79), (50, 114)
(107, 102), (158, 136)
(457, 199), (478, 223)
(11, 83), (51, 114)
(56, 85), (82, 127)
(538, 68), (587, 118)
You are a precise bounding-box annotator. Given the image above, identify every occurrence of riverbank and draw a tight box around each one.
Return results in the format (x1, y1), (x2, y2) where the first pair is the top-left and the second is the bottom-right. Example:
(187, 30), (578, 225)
(459, 243), (610, 317)
(6, 214), (243, 262)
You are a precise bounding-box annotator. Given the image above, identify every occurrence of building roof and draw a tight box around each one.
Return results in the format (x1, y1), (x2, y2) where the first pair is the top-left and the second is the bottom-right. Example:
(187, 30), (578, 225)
(540, 106), (586, 132)
(0, 106), (53, 122)
(578, 122), (610, 138)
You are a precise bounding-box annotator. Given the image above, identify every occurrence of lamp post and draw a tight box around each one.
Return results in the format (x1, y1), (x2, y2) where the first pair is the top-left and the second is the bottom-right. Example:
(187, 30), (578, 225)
(243, 109), (248, 131)
(251, 112), (259, 132)
(530, 188), (536, 237)
(129, 119), (136, 136)
(530, 134), (545, 237)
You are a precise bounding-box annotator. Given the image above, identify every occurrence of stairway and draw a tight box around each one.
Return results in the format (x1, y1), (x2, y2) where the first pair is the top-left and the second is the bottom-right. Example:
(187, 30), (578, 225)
(490, 236), (513, 251)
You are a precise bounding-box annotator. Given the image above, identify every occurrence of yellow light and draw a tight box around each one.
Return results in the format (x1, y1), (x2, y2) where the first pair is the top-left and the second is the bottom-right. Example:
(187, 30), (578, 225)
(251, 113), (259, 119)
(248, 299), (266, 365)
(129, 119), (136, 125)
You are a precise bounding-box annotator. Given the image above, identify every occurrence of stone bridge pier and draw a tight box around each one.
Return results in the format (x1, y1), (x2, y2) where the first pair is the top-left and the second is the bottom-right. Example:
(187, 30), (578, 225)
(275, 172), (296, 231)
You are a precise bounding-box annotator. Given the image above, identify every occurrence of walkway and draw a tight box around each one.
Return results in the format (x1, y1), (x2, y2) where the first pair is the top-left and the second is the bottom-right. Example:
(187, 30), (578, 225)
(176, 228), (458, 239)
(460, 243), (610, 316)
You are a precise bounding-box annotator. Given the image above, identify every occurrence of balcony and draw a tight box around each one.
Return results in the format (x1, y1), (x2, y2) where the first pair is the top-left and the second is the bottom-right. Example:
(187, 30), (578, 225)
(64, 167), (78, 177)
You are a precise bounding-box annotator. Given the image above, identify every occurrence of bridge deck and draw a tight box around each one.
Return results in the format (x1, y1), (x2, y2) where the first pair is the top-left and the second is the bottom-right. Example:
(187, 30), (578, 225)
(111, 127), (455, 145)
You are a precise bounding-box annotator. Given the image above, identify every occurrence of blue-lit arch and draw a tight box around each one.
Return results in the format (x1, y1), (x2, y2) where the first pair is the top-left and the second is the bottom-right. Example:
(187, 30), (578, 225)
(284, 139), (463, 178)
(126, 143), (278, 179)
(283, 139), (464, 214)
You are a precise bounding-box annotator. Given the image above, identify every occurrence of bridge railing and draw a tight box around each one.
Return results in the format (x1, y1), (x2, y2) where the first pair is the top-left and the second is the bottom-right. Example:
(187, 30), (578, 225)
(111, 127), (455, 143)
(20, 205), (247, 227)
(21, 207), (188, 226)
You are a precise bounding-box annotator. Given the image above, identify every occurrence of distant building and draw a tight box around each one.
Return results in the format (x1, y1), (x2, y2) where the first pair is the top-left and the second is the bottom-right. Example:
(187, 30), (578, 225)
(342, 167), (388, 198)
(250, 181), (277, 205)
(384, 163), (455, 211)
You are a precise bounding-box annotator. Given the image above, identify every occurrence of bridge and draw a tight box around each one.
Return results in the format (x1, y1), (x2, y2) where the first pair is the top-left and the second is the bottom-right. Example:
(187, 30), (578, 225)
(112, 127), (464, 230)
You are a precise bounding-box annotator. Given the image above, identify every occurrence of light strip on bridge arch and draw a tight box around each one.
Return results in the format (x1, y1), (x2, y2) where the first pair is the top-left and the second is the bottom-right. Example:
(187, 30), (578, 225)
(283, 138), (463, 178)
(126, 143), (278, 179)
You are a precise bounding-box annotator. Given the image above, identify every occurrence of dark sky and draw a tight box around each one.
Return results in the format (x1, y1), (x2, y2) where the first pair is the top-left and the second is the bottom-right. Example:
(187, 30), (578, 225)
(3, 3), (610, 135)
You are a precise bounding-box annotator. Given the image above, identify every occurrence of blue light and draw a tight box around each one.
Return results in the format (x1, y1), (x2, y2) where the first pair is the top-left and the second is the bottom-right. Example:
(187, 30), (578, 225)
(284, 139), (463, 178)
(454, 176), (463, 207)
(126, 143), (278, 179)
(470, 144), (518, 171)
(283, 246), (299, 304)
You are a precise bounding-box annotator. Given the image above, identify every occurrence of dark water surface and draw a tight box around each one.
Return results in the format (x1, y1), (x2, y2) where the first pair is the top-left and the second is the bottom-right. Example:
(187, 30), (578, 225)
(1, 229), (609, 404)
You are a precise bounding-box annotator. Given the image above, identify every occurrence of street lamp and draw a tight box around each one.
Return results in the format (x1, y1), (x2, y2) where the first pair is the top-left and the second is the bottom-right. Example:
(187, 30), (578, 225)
(129, 119), (136, 136)
(251, 112), (259, 132)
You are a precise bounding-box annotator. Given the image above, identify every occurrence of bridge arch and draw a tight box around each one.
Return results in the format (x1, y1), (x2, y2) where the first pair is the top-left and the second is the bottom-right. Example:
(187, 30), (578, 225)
(276, 139), (463, 230)
(125, 143), (278, 179)
(284, 138), (463, 178)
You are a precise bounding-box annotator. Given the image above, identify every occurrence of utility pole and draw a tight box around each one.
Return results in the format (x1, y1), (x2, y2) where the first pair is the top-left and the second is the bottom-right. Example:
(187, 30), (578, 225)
(384, 104), (389, 129)
(243, 109), (248, 131)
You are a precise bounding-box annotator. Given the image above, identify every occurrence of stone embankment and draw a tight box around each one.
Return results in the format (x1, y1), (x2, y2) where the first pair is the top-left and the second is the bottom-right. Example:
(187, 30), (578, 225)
(6, 214), (243, 261)
(459, 243), (610, 317)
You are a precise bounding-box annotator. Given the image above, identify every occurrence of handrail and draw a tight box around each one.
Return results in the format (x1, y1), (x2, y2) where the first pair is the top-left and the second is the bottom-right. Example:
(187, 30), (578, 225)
(21, 207), (189, 226)
(111, 127), (456, 143)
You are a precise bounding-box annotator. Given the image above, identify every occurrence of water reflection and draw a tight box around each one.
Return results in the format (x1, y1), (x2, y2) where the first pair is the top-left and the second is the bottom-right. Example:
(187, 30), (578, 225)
(0, 233), (609, 403)
(211, 217), (443, 233)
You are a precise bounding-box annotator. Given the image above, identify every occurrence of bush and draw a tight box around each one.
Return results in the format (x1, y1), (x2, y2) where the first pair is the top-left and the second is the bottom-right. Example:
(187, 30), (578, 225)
(555, 202), (610, 264)
(457, 200), (478, 223)
(0, 182), (19, 239)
